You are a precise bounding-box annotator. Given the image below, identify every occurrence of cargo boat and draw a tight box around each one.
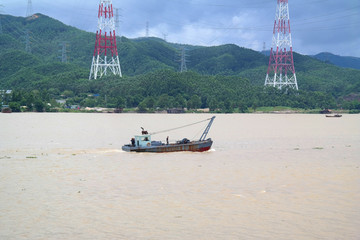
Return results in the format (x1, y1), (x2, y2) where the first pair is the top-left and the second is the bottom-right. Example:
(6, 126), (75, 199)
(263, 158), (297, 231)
(326, 114), (342, 118)
(1, 106), (12, 113)
(122, 116), (215, 153)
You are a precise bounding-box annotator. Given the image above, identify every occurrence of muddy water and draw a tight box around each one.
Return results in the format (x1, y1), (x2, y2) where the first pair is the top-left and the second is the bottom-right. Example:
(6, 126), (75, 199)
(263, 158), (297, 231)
(0, 113), (359, 239)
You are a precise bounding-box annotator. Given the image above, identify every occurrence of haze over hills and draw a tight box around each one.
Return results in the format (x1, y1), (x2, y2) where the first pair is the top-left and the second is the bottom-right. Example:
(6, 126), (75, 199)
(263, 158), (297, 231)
(0, 13), (359, 111)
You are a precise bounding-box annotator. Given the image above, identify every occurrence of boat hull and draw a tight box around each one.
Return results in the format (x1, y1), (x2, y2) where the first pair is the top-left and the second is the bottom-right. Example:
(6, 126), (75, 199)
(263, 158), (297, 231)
(122, 139), (213, 153)
(326, 115), (342, 118)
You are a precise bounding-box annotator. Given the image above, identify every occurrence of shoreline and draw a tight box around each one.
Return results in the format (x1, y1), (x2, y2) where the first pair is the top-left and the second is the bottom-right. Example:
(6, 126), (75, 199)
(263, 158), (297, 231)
(1, 109), (354, 114)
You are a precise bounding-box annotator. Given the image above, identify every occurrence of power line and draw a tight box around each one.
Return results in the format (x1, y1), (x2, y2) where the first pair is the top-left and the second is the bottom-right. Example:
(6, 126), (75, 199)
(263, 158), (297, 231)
(294, 21), (360, 32)
(114, 8), (122, 41)
(294, 4), (360, 22)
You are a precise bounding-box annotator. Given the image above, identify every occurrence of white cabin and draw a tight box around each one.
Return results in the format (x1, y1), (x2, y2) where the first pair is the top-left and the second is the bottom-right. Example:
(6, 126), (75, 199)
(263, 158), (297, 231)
(134, 135), (151, 147)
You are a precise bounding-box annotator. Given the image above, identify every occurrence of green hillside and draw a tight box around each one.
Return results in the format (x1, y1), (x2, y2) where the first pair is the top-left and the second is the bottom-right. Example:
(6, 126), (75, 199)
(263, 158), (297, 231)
(189, 44), (267, 75)
(312, 52), (360, 70)
(0, 13), (359, 112)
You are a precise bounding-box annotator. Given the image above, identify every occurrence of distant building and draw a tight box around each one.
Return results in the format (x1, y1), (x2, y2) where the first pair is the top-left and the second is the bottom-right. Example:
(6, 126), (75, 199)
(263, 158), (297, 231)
(56, 99), (66, 105)
(70, 105), (80, 110)
(1, 90), (12, 94)
(167, 108), (185, 114)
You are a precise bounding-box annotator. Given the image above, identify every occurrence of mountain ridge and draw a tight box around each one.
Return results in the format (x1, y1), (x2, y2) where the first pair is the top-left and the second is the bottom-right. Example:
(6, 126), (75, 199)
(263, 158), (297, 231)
(311, 52), (360, 70)
(0, 13), (359, 111)
(261, 50), (360, 70)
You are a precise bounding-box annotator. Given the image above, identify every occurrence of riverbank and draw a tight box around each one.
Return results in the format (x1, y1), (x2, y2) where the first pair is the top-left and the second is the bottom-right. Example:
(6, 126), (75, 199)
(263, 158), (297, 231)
(1, 107), (357, 114)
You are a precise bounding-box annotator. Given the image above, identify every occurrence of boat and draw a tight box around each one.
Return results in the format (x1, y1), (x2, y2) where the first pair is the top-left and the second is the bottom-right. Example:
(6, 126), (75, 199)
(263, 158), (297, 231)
(326, 114), (342, 118)
(1, 106), (12, 113)
(122, 116), (216, 153)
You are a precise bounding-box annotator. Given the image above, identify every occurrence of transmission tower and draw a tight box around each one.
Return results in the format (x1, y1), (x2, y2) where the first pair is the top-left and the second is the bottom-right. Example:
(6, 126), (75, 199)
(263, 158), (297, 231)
(146, 21), (149, 37)
(89, 0), (122, 80)
(26, 0), (33, 17)
(265, 0), (298, 90)
(0, 5), (3, 35)
(24, 29), (31, 53)
(179, 47), (189, 73)
(0, 17), (2, 35)
(59, 42), (70, 63)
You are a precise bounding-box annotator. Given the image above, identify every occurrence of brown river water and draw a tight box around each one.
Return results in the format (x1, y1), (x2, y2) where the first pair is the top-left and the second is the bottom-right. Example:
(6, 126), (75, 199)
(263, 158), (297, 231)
(0, 113), (359, 240)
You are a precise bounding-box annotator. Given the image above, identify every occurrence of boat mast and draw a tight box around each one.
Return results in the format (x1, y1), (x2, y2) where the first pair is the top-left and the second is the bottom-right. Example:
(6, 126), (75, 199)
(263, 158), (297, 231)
(199, 116), (215, 141)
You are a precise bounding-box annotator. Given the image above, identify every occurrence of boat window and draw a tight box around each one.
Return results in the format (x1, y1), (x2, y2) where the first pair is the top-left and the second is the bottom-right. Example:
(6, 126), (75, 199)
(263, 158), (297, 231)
(139, 136), (150, 141)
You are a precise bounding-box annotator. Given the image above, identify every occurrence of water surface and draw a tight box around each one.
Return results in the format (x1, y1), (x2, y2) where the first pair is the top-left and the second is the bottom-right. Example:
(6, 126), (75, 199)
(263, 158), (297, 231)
(1, 113), (359, 239)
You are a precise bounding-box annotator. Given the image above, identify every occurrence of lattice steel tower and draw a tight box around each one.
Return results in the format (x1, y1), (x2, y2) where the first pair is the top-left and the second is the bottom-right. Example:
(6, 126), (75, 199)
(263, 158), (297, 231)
(0, 5), (3, 35)
(24, 29), (31, 53)
(59, 42), (69, 63)
(89, 0), (122, 80)
(26, 0), (33, 17)
(180, 47), (188, 73)
(265, 0), (298, 90)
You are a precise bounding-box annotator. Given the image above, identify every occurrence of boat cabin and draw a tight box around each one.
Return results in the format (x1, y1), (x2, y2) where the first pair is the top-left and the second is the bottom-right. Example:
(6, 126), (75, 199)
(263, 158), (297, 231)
(134, 134), (152, 147)
(122, 116), (215, 152)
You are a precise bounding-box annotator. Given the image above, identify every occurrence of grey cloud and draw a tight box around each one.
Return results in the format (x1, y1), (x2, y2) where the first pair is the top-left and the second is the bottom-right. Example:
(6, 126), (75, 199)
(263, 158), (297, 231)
(2, 0), (360, 57)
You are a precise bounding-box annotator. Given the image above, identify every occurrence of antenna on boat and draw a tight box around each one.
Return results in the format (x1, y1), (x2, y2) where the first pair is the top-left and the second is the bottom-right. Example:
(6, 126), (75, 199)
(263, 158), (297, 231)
(199, 116), (215, 141)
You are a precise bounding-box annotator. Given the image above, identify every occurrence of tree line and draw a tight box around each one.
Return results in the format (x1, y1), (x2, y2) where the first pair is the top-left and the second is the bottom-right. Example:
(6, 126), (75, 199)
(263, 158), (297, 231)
(3, 70), (359, 113)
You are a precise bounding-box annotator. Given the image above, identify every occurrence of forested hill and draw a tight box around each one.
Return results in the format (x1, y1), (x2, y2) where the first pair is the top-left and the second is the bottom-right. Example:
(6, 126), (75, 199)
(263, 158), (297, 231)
(0, 13), (360, 111)
(0, 13), (268, 76)
(311, 52), (360, 70)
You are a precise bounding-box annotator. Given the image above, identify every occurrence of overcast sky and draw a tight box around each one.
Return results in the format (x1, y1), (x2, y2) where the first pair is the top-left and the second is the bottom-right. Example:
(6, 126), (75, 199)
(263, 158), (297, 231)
(1, 0), (360, 57)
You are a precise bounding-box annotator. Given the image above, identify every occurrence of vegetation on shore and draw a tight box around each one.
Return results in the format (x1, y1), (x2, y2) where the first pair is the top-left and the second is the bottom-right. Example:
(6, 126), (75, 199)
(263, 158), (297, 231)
(1, 14), (360, 114)
(2, 69), (359, 113)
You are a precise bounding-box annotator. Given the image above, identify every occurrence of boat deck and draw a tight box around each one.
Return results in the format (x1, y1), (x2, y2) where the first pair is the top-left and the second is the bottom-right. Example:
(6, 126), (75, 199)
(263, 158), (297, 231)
(122, 139), (213, 153)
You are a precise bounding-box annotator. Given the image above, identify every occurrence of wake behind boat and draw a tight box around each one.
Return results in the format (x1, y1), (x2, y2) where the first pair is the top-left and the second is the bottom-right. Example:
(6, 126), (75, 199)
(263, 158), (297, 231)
(122, 116), (215, 153)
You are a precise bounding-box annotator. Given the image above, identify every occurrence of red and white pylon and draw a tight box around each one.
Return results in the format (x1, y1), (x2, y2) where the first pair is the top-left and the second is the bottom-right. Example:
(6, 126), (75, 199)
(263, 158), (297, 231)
(265, 0), (298, 90)
(89, 0), (122, 80)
